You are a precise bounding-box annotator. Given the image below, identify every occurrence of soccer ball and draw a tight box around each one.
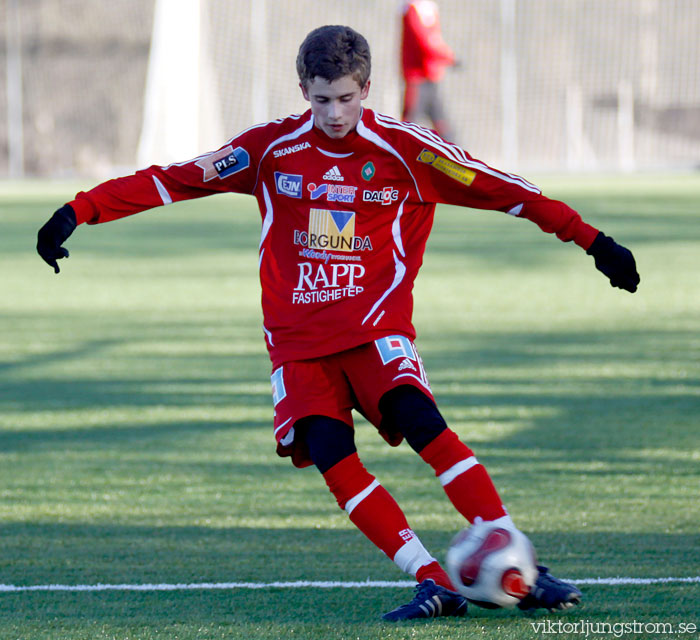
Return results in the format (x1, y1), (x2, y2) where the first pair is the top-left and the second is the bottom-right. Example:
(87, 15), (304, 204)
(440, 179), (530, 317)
(446, 520), (538, 608)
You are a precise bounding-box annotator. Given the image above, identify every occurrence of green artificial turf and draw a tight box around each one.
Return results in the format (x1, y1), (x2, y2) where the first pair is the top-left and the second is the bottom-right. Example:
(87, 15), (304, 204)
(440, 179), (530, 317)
(0, 175), (698, 639)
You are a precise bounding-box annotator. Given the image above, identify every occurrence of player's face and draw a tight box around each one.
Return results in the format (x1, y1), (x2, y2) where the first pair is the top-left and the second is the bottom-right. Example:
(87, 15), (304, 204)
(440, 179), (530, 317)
(301, 75), (370, 139)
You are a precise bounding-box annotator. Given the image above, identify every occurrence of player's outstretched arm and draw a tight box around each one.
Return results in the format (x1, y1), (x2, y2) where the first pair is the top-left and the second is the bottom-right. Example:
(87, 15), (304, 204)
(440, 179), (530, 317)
(36, 204), (76, 274)
(586, 231), (639, 293)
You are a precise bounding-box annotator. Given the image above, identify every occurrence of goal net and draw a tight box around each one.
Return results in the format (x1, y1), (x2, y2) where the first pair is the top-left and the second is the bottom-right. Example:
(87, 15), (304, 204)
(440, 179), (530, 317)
(3, 0), (700, 177)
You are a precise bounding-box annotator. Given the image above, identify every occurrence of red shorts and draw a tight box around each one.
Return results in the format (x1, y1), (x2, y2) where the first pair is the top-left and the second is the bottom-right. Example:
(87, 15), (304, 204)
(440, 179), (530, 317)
(271, 335), (434, 468)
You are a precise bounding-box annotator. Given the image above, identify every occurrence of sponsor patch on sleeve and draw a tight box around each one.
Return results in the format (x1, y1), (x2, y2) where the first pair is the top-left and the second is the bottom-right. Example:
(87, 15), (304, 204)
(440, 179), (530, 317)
(417, 149), (476, 186)
(196, 146), (250, 181)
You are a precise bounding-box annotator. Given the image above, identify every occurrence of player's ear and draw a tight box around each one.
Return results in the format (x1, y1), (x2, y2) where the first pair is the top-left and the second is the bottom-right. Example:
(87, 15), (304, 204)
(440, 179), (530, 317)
(300, 82), (310, 101)
(360, 80), (371, 100)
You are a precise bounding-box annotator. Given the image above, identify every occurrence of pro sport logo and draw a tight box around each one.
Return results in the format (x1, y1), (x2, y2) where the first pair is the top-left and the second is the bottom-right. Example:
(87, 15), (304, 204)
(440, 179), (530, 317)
(307, 182), (357, 203)
(275, 172), (303, 198)
(195, 146), (250, 181)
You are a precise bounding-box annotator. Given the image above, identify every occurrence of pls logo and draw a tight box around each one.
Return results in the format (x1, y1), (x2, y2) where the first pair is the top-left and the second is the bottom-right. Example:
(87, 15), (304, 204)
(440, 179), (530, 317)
(195, 146), (250, 181)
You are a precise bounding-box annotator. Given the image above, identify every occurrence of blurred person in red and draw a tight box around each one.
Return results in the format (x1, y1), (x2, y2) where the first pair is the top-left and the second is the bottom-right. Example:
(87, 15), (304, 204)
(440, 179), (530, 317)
(401, 0), (457, 141)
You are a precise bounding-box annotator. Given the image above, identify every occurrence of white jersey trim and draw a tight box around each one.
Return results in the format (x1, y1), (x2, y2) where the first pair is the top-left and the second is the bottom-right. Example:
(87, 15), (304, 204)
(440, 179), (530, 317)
(373, 113), (541, 195)
(152, 176), (172, 205)
(162, 117), (295, 171)
(259, 184), (275, 346)
(259, 117), (314, 164)
(392, 192), (409, 258)
(317, 148), (354, 158)
(262, 322), (274, 347)
(259, 182), (274, 253)
(362, 249), (407, 326)
(356, 119), (423, 201)
(253, 116), (315, 193)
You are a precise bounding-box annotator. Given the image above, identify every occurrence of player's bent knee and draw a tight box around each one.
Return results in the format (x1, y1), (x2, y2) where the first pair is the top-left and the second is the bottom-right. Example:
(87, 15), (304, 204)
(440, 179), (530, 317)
(379, 385), (447, 453)
(298, 415), (357, 474)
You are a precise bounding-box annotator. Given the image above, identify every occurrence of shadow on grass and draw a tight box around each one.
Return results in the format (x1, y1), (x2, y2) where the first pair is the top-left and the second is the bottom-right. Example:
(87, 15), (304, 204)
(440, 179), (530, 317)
(1, 327), (697, 460)
(0, 522), (698, 625)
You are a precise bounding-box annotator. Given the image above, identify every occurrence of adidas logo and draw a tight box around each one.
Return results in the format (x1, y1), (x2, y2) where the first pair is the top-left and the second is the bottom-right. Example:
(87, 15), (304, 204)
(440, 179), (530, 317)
(398, 358), (416, 372)
(322, 166), (344, 181)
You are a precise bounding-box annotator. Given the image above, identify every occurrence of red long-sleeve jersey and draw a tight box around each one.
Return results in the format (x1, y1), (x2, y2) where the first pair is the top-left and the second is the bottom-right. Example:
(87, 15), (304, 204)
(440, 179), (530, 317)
(401, 0), (455, 82)
(69, 108), (598, 368)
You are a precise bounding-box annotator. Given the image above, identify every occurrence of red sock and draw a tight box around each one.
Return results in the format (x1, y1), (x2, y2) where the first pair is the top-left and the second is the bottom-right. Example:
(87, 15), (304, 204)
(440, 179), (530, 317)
(416, 560), (454, 590)
(323, 453), (447, 581)
(420, 429), (507, 523)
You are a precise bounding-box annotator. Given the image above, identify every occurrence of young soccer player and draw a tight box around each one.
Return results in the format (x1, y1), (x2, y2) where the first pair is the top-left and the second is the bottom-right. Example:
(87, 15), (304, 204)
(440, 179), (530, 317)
(37, 25), (639, 621)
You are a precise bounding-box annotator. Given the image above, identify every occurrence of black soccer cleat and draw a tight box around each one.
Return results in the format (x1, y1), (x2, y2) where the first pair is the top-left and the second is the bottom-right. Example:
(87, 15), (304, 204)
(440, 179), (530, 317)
(382, 579), (468, 621)
(517, 565), (582, 612)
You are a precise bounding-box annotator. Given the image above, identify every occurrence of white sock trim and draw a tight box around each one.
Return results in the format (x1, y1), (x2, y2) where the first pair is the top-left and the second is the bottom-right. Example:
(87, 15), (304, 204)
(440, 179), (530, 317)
(438, 456), (478, 486)
(487, 513), (515, 529)
(344, 479), (380, 515)
(393, 536), (437, 576)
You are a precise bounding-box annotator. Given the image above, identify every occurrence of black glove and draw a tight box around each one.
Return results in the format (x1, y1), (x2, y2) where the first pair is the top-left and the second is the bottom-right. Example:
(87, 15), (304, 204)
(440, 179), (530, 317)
(586, 231), (639, 293)
(37, 204), (77, 273)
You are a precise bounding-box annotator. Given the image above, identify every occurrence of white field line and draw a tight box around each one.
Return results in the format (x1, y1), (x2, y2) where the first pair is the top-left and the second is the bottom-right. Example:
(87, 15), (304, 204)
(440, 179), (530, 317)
(0, 577), (699, 593)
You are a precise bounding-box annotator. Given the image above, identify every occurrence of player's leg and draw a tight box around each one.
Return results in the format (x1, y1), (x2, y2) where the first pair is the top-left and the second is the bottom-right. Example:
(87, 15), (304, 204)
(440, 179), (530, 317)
(340, 338), (472, 619)
(379, 384), (508, 524)
(380, 385), (582, 612)
(300, 415), (467, 621)
(346, 337), (581, 613)
(345, 336), (508, 524)
(270, 357), (465, 620)
(298, 415), (455, 591)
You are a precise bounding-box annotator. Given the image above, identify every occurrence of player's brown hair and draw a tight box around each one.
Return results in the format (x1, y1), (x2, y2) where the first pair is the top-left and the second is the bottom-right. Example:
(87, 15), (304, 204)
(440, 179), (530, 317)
(296, 25), (371, 88)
